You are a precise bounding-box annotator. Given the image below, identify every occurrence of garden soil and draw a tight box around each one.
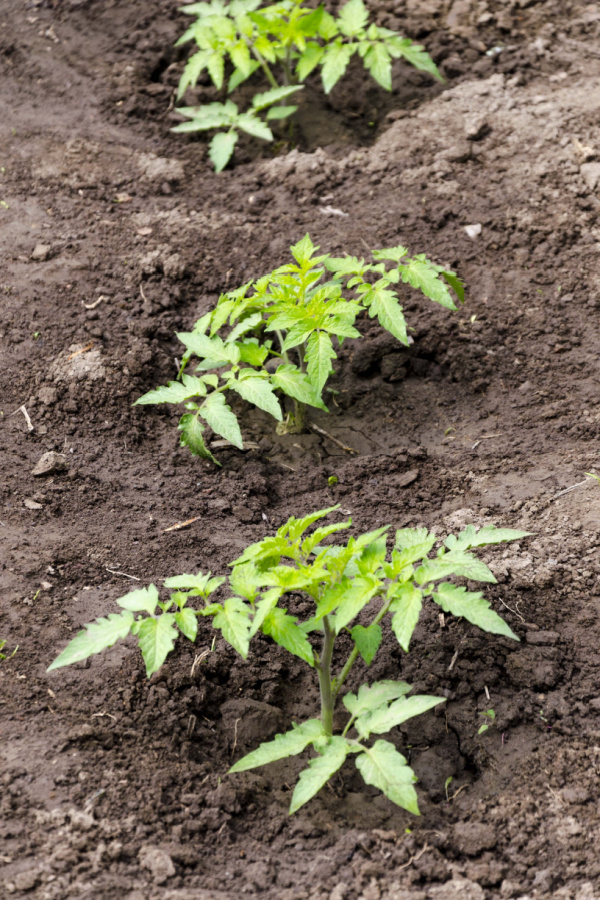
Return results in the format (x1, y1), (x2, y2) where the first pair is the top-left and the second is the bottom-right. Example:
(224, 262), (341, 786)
(2, 0), (600, 897)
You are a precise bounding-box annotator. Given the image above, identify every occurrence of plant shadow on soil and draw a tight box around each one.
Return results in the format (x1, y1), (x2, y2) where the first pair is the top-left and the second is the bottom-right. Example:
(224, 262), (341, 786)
(2, 0), (600, 898)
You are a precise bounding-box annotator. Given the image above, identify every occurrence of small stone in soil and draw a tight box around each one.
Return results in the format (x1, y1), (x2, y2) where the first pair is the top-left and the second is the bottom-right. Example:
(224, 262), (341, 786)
(31, 243), (52, 261)
(32, 451), (68, 476)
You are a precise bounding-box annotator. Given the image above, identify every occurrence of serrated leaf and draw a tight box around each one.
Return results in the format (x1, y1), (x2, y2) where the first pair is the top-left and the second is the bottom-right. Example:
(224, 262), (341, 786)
(178, 413), (220, 464)
(175, 608), (198, 642)
(249, 589), (280, 638)
(356, 740), (420, 815)
(338, 0), (368, 37)
(301, 520), (352, 558)
(387, 36), (442, 82)
(229, 561), (264, 600)
(306, 331), (336, 395)
(252, 84), (304, 111)
(230, 376), (282, 421)
(355, 694), (445, 739)
(229, 39), (252, 75)
(229, 719), (325, 772)
(137, 614), (179, 677)
(432, 583), (518, 640)
(372, 246), (409, 263)
(47, 611), (135, 672)
(134, 375), (207, 406)
(296, 42), (324, 80)
(290, 233), (317, 266)
(213, 597), (252, 658)
(210, 131), (238, 172)
(400, 258), (457, 309)
(271, 364), (328, 411)
(332, 575), (381, 633)
(363, 42), (392, 90)
(350, 623), (382, 666)
(416, 550), (496, 585)
(165, 572), (224, 594)
(178, 330), (240, 364)
(440, 269), (465, 304)
(178, 49), (211, 98)
(343, 680), (412, 718)
(236, 113), (273, 142)
(200, 392), (243, 449)
(228, 59), (260, 91)
(356, 537), (387, 576)
(207, 49), (225, 89)
(390, 584), (422, 653)
(444, 524), (532, 552)
(116, 585), (159, 615)
(237, 342), (269, 366)
(290, 737), (350, 813)
(395, 527), (433, 550)
(262, 608), (314, 666)
(321, 41), (353, 94)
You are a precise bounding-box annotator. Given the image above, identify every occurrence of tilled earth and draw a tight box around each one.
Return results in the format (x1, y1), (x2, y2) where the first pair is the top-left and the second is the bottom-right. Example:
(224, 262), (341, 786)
(2, 1), (600, 898)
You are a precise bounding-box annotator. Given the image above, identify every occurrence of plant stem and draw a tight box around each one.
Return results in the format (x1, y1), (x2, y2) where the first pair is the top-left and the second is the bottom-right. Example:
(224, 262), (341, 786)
(248, 42), (279, 89)
(316, 616), (335, 736)
(275, 329), (290, 364)
(332, 594), (394, 701)
(292, 399), (306, 433)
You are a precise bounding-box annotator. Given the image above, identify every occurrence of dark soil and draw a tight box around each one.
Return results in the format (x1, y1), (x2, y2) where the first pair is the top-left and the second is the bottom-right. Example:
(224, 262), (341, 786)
(2, 1), (600, 898)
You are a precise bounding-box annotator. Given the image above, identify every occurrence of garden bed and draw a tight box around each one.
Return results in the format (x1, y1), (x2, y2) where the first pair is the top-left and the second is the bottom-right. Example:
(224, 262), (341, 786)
(2, 1), (600, 897)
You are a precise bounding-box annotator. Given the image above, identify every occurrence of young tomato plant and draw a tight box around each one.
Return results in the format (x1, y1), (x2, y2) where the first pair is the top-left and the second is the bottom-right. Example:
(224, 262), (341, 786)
(174, 0), (442, 170)
(48, 507), (530, 814)
(134, 234), (464, 464)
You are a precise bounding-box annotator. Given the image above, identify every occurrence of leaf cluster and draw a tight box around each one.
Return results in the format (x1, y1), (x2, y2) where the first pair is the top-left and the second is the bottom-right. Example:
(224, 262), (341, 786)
(135, 234), (464, 464)
(174, 0), (442, 170)
(48, 507), (530, 814)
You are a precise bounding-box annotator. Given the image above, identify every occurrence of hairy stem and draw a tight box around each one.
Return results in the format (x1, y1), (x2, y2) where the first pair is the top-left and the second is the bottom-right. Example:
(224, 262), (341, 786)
(275, 329), (290, 364)
(316, 616), (335, 736)
(332, 594), (394, 701)
(292, 399), (306, 433)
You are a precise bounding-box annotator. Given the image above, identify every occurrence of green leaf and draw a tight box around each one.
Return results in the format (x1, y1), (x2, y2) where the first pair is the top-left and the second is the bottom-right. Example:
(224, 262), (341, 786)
(209, 131), (238, 172)
(338, 0), (368, 37)
(400, 257), (457, 309)
(228, 59), (260, 91)
(395, 527), (433, 550)
(178, 50), (211, 98)
(252, 84), (304, 111)
(249, 589), (280, 638)
(306, 331), (336, 395)
(134, 375), (207, 406)
(178, 330), (240, 364)
(213, 597), (252, 657)
(237, 341), (269, 366)
(333, 574), (381, 633)
(290, 233), (317, 266)
(236, 113), (273, 142)
(321, 41), (353, 94)
(47, 611), (135, 672)
(262, 608), (315, 666)
(200, 392), (244, 449)
(178, 413), (220, 464)
(164, 572), (225, 594)
(415, 550), (496, 585)
(229, 39), (252, 76)
(355, 694), (445, 739)
(229, 719), (325, 772)
(363, 42), (392, 91)
(390, 584), (422, 653)
(137, 614), (179, 678)
(301, 520), (352, 557)
(207, 49), (225, 89)
(351, 623), (382, 666)
(387, 36), (443, 82)
(343, 680), (412, 718)
(356, 537), (387, 576)
(296, 42), (324, 81)
(440, 269), (465, 304)
(231, 376), (283, 421)
(356, 740), (420, 815)
(116, 585), (160, 615)
(318, 9), (339, 40)
(229, 562), (263, 601)
(265, 105), (298, 120)
(290, 737), (350, 813)
(432, 583), (518, 640)
(372, 246), (409, 264)
(271, 364), (328, 411)
(175, 608), (198, 642)
(444, 524), (533, 552)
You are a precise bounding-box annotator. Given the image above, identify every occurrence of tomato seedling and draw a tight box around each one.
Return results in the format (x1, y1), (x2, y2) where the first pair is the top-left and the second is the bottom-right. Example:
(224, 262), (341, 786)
(134, 234), (464, 464)
(48, 508), (529, 814)
(174, 0), (442, 170)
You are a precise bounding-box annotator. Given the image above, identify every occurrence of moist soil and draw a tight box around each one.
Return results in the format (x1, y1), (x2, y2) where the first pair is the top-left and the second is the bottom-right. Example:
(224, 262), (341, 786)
(2, 1), (600, 898)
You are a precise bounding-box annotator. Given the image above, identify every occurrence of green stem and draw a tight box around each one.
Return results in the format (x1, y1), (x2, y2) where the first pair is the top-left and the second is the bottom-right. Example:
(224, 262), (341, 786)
(316, 616), (335, 736)
(332, 593), (393, 702)
(293, 399), (306, 432)
(248, 42), (279, 89)
(275, 329), (290, 364)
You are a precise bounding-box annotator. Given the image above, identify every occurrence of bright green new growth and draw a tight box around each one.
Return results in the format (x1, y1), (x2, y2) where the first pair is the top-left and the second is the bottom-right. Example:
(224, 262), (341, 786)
(174, 0), (442, 170)
(48, 508), (530, 814)
(134, 234), (464, 464)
